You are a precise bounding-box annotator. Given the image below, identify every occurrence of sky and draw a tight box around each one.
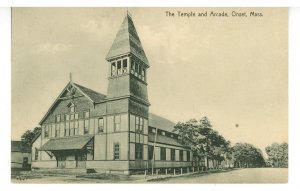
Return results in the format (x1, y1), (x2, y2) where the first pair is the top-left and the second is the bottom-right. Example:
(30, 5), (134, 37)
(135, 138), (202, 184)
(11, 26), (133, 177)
(12, 7), (288, 154)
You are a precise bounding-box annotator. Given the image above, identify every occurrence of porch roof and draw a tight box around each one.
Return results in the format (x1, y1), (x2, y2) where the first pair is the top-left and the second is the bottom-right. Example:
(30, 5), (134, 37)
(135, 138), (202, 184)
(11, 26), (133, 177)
(39, 136), (93, 151)
(148, 133), (185, 147)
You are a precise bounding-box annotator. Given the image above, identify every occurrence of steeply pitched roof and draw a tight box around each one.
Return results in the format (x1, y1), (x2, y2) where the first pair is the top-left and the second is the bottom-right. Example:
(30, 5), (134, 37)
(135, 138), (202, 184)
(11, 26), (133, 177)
(39, 136), (93, 151)
(106, 14), (149, 66)
(11, 141), (31, 153)
(149, 113), (176, 133)
(39, 82), (107, 125)
(74, 83), (106, 103)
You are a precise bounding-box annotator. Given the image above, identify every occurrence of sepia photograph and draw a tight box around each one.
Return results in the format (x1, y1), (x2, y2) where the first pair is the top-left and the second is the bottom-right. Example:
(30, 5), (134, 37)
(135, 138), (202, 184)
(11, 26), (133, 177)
(11, 7), (288, 183)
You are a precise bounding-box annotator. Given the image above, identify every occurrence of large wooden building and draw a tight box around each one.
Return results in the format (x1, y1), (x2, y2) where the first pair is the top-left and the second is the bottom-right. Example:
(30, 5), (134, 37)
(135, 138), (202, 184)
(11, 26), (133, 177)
(31, 13), (203, 174)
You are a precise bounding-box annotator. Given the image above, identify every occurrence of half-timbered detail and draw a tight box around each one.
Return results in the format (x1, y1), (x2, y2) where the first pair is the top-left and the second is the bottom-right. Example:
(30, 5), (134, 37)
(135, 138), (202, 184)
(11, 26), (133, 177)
(31, 13), (202, 174)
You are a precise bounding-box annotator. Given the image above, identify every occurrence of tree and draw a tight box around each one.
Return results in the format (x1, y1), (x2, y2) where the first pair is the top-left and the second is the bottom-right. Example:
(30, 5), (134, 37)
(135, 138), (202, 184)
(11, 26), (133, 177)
(21, 126), (41, 146)
(265, 142), (288, 168)
(232, 143), (265, 168)
(174, 117), (231, 169)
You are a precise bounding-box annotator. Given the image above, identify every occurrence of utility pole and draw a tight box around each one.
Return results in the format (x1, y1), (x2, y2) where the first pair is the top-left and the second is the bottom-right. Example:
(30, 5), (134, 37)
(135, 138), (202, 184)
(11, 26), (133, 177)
(151, 128), (158, 175)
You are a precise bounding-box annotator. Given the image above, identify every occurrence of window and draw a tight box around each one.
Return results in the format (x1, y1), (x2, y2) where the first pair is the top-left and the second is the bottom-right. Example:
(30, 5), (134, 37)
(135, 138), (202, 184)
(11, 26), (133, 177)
(123, 59), (128, 73)
(135, 62), (139, 76)
(35, 148), (38, 160)
(135, 143), (143, 160)
(74, 121), (79, 135)
(75, 113), (79, 120)
(171, 149), (175, 161)
(148, 145), (154, 160)
(70, 122), (75, 136)
(55, 125), (60, 137)
(187, 151), (190, 161)
(152, 128), (156, 133)
(135, 116), (139, 132)
(84, 120), (89, 134)
(70, 114), (74, 120)
(111, 62), (116, 76)
(56, 115), (61, 123)
(117, 60), (122, 75)
(114, 115), (121, 131)
(70, 105), (75, 113)
(135, 116), (143, 134)
(113, 143), (120, 160)
(130, 59), (135, 74)
(98, 118), (104, 133)
(44, 125), (49, 138)
(160, 147), (166, 160)
(179, 150), (183, 161)
(170, 134), (174, 138)
(139, 118), (143, 133)
(142, 68), (145, 81)
(138, 65), (142, 79)
(161, 131), (166, 136)
(65, 122), (70, 136)
(65, 114), (70, 121)
(84, 111), (90, 118)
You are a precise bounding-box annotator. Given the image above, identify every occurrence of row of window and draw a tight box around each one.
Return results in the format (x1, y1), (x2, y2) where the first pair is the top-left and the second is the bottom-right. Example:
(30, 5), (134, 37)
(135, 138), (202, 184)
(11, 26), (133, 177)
(148, 146), (191, 161)
(113, 143), (191, 161)
(55, 111), (89, 123)
(130, 59), (146, 81)
(47, 114), (145, 138)
(35, 143), (190, 162)
(44, 116), (106, 138)
(149, 127), (178, 139)
(110, 57), (147, 82)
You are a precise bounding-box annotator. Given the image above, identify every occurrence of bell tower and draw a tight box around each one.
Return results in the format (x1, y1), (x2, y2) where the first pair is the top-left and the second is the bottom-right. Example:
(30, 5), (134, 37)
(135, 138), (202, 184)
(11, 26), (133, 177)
(106, 13), (150, 109)
(105, 12), (150, 170)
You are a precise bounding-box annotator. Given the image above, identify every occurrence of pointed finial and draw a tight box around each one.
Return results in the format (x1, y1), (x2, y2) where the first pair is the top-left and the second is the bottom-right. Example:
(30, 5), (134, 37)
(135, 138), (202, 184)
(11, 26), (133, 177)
(126, 7), (132, 18)
(69, 72), (73, 83)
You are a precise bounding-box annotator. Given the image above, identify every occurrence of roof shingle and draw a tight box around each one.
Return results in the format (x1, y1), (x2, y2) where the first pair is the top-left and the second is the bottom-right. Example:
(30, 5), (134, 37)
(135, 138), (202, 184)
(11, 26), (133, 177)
(149, 113), (176, 133)
(74, 83), (106, 103)
(106, 14), (149, 66)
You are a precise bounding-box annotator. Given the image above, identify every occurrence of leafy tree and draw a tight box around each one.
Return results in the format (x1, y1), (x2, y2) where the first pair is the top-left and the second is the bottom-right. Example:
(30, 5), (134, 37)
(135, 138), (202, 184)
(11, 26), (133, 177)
(265, 142), (288, 168)
(174, 117), (231, 169)
(21, 126), (41, 146)
(232, 143), (265, 168)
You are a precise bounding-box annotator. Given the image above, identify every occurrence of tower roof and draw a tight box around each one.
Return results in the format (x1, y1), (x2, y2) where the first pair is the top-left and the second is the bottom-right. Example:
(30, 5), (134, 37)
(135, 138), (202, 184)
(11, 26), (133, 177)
(106, 13), (149, 67)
